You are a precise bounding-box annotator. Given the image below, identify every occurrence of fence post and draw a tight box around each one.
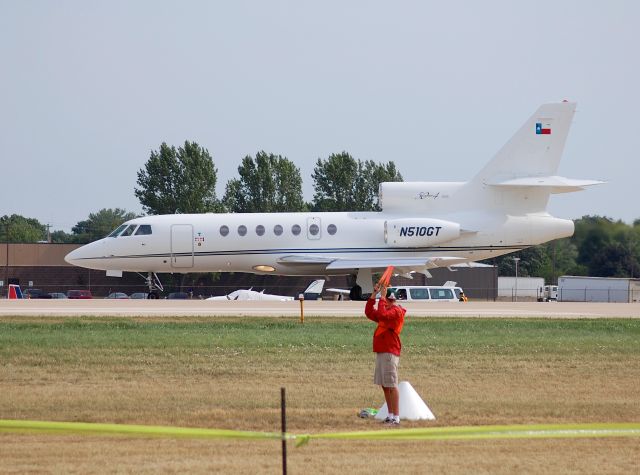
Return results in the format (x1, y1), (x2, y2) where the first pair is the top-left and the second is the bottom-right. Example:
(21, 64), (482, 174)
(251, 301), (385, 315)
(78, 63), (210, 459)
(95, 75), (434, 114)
(281, 387), (287, 475)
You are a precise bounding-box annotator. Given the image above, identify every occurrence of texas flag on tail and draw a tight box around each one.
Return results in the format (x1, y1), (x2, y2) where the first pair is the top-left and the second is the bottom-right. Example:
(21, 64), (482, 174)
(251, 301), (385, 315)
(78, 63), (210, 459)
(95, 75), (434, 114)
(536, 122), (552, 135)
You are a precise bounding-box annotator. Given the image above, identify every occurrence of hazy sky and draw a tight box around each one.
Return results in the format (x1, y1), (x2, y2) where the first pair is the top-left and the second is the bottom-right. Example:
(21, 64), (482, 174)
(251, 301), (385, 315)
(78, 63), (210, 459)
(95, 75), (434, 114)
(2, 1), (638, 231)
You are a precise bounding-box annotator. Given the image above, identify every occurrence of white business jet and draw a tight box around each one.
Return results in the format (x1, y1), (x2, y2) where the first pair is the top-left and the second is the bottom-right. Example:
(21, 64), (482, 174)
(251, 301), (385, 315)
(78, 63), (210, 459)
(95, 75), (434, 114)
(207, 279), (325, 301)
(66, 102), (602, 299)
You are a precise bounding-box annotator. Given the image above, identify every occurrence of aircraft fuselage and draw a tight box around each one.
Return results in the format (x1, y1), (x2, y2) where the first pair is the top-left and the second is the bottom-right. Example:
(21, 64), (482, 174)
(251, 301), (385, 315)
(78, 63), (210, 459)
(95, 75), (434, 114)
(64, 211), (574, 276)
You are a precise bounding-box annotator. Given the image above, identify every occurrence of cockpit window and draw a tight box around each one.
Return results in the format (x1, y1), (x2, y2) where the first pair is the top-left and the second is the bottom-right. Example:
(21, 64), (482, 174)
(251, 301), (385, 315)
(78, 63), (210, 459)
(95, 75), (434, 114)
(120, 225), (136, 237)
(134, 225), (152, 236)
(107, 224), (128, 238)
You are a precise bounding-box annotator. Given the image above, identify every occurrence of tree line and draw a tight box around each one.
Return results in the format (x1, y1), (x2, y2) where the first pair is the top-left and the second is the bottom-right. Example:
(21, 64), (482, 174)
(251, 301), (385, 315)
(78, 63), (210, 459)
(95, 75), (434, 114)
(2, 140), (639, 281)
(1, 141), (401, 243)
(495, 216), (640, 281)
(134, 142), (402, 215)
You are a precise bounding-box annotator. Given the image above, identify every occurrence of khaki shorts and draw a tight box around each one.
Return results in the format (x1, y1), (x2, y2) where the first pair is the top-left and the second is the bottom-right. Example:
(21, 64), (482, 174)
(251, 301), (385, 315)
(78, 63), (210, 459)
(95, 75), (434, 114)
(374, 352), (399, 388)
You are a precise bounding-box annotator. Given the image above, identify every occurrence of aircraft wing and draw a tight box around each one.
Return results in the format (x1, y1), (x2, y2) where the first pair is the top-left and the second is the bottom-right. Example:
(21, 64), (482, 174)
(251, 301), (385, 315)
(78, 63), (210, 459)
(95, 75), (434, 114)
(326, 287), (351, 295)
(278, 255), (468, 273)
(207, 289), (294, 301)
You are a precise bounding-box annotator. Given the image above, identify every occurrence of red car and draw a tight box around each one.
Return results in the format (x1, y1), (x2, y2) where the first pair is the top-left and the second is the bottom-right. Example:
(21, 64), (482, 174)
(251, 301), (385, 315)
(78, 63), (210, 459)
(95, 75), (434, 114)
(67, 290), (93, 299)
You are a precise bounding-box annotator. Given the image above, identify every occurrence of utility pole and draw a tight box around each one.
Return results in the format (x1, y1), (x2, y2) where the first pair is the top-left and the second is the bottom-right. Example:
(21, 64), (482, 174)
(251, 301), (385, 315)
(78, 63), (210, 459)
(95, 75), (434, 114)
(514, 257), (520, 302)
(46, 223), (51, 243)
(4, 222), (9, 296)
(552, 241), (557, 285)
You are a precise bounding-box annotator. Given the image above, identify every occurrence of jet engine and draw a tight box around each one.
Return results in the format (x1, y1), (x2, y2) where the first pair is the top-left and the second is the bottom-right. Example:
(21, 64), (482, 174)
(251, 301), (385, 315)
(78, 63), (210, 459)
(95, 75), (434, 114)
(384, 218), (460, 247)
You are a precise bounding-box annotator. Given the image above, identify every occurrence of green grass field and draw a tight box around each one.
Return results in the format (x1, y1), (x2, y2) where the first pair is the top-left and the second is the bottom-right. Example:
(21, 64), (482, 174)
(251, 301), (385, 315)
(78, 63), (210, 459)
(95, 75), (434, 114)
(1, 317), (639, 473)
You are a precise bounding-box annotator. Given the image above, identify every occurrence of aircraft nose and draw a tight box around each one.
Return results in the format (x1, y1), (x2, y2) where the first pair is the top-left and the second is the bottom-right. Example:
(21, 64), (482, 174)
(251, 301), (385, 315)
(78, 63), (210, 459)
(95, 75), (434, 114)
(65, 241), (100, 266)
(64, 247), (83, 265)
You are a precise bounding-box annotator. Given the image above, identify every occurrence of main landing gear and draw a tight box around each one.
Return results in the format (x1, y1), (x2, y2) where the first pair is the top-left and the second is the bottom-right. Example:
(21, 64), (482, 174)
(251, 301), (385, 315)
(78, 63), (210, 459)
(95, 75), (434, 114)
(348, 268), (375, 301)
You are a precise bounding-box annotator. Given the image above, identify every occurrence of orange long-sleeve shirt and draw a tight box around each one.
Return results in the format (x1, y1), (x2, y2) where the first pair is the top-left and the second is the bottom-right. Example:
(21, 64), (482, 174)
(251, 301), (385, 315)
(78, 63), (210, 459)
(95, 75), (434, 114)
(365, 297), (406, 356)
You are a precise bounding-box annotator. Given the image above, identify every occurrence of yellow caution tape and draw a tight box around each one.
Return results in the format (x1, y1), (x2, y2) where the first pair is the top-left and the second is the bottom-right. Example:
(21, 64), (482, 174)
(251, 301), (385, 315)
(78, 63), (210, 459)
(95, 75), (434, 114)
(296, 422), (640, 447)
(1, 420), (638, 447)
(0, 419), (287, 440)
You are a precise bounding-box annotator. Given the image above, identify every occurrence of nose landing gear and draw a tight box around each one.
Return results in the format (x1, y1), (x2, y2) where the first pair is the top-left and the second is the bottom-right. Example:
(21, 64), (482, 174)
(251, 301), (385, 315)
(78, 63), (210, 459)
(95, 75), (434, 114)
(137, 272), (164, 299)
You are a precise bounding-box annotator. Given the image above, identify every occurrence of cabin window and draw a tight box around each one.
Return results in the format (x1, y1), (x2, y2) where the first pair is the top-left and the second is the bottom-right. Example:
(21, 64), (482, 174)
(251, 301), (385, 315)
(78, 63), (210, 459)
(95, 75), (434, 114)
(107, 224), (128, 238)
(291, 224), (301, 236)
(219, 225), (229, 237)
(428, 288), (454, 300)
(134, 225), (152, 236)
(120, 225), (136, 237)
(309, 224), (320, 236)
(238, 225), (247, 236)
(256, 225), (265, 236)
(274, 224), (283, 236)
(327, 224), (337, 235)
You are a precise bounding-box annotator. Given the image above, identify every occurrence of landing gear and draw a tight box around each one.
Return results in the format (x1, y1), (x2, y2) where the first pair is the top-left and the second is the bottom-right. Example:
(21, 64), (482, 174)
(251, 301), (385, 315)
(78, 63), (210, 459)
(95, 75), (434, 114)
(349, 284), (363, 301)
(137, 272), (163, 299)
(348, 268), (374, 301)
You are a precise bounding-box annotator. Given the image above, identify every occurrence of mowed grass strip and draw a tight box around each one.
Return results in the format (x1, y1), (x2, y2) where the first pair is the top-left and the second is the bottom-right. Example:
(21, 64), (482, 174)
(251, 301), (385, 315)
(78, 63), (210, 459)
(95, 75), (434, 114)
(1, 317), (639, 473)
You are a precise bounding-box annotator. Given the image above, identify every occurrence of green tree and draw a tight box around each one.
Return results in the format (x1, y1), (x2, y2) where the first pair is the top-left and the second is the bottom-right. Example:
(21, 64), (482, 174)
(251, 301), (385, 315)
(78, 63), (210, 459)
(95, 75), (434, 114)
(493, 216), (640, 280)
(223, 151), (305, 213)
(311, 152), (403, 211)
(135, 141), (221, 215)
(589, 242), (640, 277)
(71, 208), (138, 243)
(495, 245), (550, 278)
(570, 215), (640, 277)
(0, 215), (47, 242)
(50, 230), (75, 244)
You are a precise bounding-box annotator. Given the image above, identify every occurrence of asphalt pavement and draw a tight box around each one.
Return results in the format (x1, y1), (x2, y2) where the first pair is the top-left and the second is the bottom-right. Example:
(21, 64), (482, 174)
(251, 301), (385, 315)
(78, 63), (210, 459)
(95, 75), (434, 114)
(0, 300), (638, 318)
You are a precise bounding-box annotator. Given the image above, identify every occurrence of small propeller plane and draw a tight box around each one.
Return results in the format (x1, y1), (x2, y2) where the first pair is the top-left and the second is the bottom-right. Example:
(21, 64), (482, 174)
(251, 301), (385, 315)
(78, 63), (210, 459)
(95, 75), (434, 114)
(207, 279), (325, 301)
(65, 101), (603, 299)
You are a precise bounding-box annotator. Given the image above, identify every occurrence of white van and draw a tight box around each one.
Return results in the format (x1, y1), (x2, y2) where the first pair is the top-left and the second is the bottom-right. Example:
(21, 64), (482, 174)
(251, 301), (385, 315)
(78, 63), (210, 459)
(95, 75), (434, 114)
(386, 285), (462, 302)
(537, 285), (558, 302)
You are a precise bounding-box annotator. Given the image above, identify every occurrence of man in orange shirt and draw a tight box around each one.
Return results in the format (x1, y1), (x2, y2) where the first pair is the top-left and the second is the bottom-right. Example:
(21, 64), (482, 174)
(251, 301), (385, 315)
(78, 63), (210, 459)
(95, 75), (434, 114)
(365, 289), (406, 426)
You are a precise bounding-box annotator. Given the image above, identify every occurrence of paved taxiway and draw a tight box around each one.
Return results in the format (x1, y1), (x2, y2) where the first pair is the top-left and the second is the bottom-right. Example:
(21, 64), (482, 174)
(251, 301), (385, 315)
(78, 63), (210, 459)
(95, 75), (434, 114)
(0, 300), (638, 318)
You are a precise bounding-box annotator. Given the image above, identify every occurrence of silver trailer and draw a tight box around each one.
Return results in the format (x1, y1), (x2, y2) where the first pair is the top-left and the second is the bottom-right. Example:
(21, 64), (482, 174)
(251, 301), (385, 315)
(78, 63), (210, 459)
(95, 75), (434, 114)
(498, 277), (544, 300)
(558, 276), (640, 303)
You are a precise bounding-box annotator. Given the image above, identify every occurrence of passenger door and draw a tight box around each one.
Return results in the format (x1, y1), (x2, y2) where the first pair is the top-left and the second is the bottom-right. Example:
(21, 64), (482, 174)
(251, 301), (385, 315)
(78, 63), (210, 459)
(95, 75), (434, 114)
(171, 224), (194, 268)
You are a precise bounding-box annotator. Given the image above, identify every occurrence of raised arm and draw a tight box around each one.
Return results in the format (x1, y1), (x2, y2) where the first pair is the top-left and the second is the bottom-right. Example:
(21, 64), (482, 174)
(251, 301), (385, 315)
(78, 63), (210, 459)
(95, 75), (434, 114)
(365, 296), (379, 322)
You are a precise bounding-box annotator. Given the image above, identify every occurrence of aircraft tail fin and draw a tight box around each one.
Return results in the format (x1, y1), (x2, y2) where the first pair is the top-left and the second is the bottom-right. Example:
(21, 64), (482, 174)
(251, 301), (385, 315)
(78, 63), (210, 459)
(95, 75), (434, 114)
(457, 101), (604, 214)
(302, 279), (325, 297)
(471, 101), (576, 186)
(303, 279), (325, 294)
(8, 284), (23, 299)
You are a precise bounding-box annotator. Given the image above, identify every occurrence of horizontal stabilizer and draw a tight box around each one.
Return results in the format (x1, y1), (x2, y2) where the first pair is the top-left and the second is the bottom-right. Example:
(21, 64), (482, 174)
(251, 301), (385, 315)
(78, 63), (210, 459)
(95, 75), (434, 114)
(488, 175), (605, 194)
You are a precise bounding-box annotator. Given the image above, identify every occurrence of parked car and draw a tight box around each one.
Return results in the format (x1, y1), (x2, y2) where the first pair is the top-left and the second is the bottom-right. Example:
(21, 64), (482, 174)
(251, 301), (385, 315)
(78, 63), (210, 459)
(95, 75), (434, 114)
(167, 292), (189, 300)
(106, 292), (129, 299)
(48, 292), (68, 299)
(130, 292), (149, 299)
(67, 289), (93, 299)
(24, 288), (51, 299)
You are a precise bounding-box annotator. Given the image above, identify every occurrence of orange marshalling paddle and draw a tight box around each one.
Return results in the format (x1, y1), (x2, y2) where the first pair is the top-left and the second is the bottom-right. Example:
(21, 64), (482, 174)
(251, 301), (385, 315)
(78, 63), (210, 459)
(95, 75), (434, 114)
(375, 266), (395, 298)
